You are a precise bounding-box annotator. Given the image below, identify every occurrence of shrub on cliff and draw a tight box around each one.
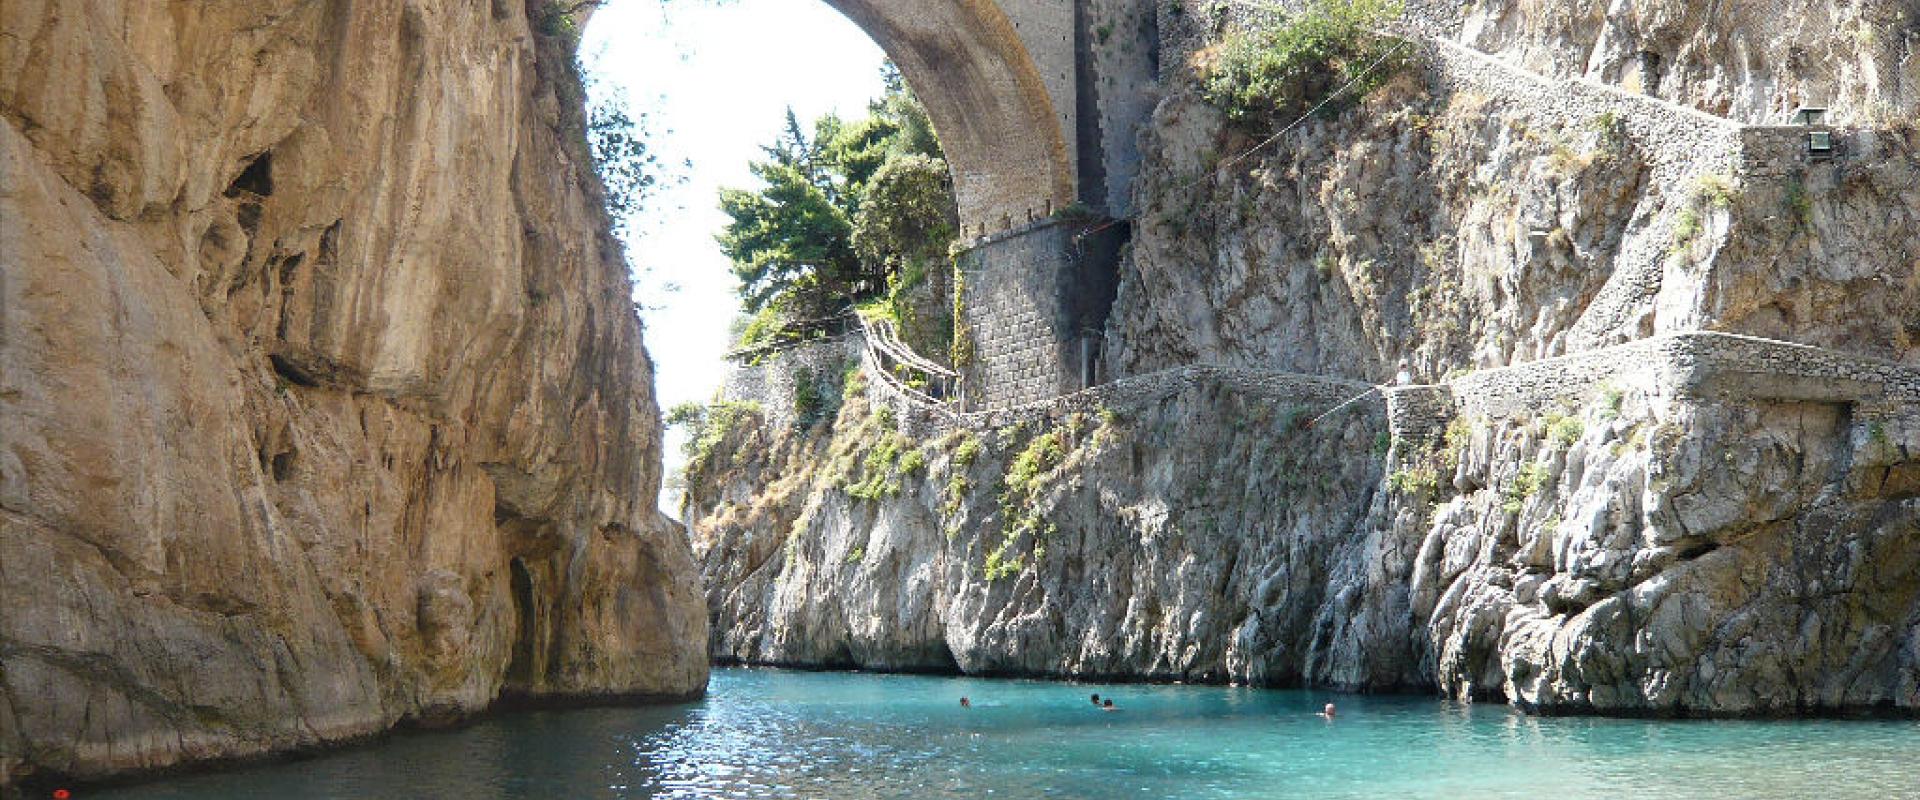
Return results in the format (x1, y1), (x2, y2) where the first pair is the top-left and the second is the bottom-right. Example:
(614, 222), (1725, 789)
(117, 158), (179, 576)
(667, 400), (764, 474)
(1199, 0), (1409, 127)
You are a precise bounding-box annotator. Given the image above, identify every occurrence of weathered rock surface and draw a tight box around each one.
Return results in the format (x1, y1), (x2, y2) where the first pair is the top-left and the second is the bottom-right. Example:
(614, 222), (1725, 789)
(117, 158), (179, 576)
(1415, 387), (1920, 712)
(1418, 0), (1920, 126)
(0, 0), (706, 786)
(694, 375), (1403, 684)
(689, 0), (1919, 718)
(1111, 14), (1920, 381)
(694, 347), (1920, 714)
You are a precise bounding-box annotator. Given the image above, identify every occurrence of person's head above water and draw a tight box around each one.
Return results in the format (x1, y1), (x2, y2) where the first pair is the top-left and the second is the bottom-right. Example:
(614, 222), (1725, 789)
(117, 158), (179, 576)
(1103, 699), (1115, 709)
(960, 697), (971, 708)
(1322, 703), (1336, 718)
(1090, 693), (1101, 705)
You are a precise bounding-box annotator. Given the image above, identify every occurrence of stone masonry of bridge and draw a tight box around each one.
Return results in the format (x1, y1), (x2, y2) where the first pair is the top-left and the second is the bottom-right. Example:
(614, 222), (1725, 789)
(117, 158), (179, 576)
(956, 218), (1126, 411)
(812, 0), (1159, 234)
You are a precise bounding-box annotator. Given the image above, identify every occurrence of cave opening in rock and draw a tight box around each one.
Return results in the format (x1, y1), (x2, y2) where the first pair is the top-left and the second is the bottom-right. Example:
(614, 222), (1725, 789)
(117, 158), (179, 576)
(1636, 50), (1664, 95)
(224, 151), (274, 198)
(506, 557), (539, 688)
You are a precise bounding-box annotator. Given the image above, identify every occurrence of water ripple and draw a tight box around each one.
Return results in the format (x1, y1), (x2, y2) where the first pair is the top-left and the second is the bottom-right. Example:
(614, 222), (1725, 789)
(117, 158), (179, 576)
(90, 668), (1920, 800)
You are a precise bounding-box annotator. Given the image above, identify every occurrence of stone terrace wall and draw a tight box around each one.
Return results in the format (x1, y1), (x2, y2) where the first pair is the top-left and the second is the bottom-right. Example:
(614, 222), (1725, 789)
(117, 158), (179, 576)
(1438, 332), (1920, 428)
(1382, 385), (1455, 446)
(878, 320), (1920, 444)
(719, 336), (859, 430)
(1670, 333), (1920, 408)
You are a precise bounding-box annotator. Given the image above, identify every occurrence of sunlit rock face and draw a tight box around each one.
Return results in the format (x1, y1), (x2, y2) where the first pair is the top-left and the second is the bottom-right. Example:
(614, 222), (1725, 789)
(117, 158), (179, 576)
(0, 0), (706, 785)
(688, 0), (1919, 717)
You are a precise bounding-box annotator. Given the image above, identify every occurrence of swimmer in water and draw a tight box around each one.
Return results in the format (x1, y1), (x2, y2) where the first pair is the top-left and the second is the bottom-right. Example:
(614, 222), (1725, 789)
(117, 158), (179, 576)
(1318, 702), (1336, 719)
(1102, 699), (1118, 711)
(1090, 693), (1101, 706)
(961, 697), (971, 708)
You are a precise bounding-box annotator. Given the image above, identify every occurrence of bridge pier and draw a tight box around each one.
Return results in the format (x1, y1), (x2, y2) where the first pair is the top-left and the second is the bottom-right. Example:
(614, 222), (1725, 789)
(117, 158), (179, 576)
(956, 218), (1127, 411)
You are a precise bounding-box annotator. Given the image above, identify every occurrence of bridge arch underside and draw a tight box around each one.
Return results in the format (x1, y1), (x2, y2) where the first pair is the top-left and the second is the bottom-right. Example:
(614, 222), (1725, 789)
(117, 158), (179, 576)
(825, 0), (1076, 233)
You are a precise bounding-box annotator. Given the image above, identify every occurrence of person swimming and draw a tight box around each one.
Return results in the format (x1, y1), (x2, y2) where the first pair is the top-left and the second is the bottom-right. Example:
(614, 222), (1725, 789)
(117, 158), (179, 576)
(1102, 699), (1117, 711)
(1090, 693), (1101, 706)
(960, 697), (971, 708)
(1318, 702), (1336, 719)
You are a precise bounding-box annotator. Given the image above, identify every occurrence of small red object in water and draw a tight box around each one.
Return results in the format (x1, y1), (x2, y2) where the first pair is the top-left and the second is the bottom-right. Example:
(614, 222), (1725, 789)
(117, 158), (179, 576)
(53, 790), (72, 799)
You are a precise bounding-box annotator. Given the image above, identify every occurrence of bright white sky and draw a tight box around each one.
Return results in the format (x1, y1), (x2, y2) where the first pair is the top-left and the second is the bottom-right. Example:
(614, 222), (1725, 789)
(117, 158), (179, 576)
(578, 0), (885, 509)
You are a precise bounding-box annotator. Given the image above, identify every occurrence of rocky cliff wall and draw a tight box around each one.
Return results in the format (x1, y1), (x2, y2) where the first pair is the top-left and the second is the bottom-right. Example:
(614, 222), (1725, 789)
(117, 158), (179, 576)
(0, 0), (706, 786)
(1398, 0), (1920, 126)
(694, 369), (1398, 682)
(689, 1), (1919, 718)
(695, 337), (1920, 713)
(1114, 1), (1919, 383)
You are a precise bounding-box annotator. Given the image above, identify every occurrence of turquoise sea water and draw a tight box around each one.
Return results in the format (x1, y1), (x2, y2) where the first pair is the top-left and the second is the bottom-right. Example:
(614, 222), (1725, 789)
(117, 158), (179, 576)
(89, 667), (1919, 799)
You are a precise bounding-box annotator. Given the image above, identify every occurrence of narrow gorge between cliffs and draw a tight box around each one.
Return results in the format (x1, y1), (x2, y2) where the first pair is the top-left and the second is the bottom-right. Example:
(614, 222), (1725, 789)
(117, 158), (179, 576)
(3, 0), (1917, 796)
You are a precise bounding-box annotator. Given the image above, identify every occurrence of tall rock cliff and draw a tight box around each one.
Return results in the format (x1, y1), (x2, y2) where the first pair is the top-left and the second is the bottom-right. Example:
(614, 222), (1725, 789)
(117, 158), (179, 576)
(0, 0), (707, 786)
(689, 0), (1919, 716)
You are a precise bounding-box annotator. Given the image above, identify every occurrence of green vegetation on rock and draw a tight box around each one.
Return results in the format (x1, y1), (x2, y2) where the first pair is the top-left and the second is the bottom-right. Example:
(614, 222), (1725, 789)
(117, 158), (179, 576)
(667, 400), (764, 472)
(1545, 412), (1585, 447)
(1199, 0), (1409, 127)
(1502, 462), (1553, 514)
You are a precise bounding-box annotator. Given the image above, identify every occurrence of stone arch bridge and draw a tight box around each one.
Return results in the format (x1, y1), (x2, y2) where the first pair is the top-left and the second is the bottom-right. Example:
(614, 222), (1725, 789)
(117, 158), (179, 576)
(816, 0), (1161, 409)
(615, 0), (1160, 410)
(823, 0), (1156, 233)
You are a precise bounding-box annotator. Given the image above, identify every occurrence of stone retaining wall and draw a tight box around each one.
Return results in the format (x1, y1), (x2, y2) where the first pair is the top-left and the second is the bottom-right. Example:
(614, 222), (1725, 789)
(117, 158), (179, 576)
(872, 328), (1920, 444)
(1435, 331), (1920, 429)
(719, 336), (859, 431)
(1382, 384), (1454, 445)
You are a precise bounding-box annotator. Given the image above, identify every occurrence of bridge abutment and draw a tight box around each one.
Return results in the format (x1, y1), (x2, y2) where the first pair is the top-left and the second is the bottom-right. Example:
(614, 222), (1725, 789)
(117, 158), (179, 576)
(956, 219), (1126, 411)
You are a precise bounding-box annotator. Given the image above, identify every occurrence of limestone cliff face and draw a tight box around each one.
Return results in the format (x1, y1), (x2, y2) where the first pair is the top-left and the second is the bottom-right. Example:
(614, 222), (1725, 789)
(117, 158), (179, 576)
(1409, 378), (1920, 712)
(689, 0), (1918, 717)
(695, 348), (1919, 712)
(0, 0), (706, 785)
(695, 374), (1392, 682)
(1113, 1), (1920, 382)
(1417, 0), (1920, 126)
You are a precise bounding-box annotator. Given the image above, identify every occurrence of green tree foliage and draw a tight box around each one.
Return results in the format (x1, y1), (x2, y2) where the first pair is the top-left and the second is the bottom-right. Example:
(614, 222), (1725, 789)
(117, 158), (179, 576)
(1200, 0), (1408, 126)
(666, 400), (763, 470)
(719, 65), (955, 342)
(717, 109), (862, 315)
(853, 154), (956, 267)
(585, 83), (663, 236)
